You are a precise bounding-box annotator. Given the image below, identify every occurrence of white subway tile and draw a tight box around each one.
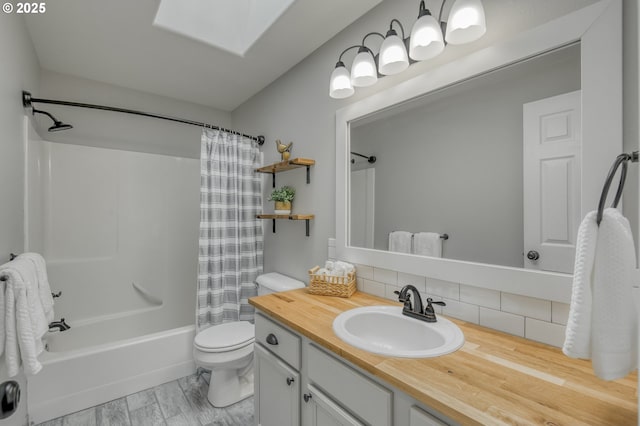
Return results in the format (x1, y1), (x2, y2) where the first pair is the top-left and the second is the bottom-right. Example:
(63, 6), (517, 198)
(552, 302), (570, 326)
(362, 279), (386, 298)
(525, 318), (566, 348)
(460, 285), (500, 309)
(440, 298), (479, 324)
(328, 246), (336, 260)
(356, 278), (364, 292)
(479, 308), (525, 337)
(385, 285), (402, 302)
(328, 238), (336, 247)
(426, 278), (460, 300)
(501, 293), (551, 322)
(355, 264), (374, 280)
(397, 272), (426, 292)
(373, 267), (398, 286)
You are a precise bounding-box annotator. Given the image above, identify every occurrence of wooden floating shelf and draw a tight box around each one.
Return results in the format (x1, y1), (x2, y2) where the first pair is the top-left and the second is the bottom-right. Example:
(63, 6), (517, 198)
(256, 158), (315, 187)
(256, 158), (315, 174)
(257, 214), (315, 236)
(257, 214), (314, 220)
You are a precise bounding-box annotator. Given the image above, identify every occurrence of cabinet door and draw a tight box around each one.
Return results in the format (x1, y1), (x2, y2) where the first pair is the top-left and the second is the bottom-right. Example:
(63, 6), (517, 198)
(304, 384), (364, 426)
(255, 344), (300, 426)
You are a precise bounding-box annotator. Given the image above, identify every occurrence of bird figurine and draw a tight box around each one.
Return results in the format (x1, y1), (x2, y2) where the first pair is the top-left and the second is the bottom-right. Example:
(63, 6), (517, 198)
(275, 139), (293, 161)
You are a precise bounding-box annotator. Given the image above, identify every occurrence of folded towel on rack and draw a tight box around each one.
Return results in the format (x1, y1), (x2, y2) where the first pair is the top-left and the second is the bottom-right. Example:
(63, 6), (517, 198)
(563, 209), (638, 380)
(413, 232), (442, 257)
(0, 259), (47, 376)
(389, 231), (412, 254)
(18, 253), (54, 323)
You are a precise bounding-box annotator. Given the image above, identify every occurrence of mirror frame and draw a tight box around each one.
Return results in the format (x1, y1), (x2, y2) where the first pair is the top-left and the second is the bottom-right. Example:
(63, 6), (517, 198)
(335, 0), (621, 304)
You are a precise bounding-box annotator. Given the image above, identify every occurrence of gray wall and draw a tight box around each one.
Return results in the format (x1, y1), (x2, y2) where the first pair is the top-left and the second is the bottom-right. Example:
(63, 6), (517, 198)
(0, 12), (40, 426)
(231, 0), (608, 283)
(351, 46), (580, 267)
(37, 70), (231, 159)
(623, 0), (639, 257)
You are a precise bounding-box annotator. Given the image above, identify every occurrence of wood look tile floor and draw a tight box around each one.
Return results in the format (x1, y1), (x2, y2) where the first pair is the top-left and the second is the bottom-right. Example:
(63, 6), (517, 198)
(36, 373), (254, 426)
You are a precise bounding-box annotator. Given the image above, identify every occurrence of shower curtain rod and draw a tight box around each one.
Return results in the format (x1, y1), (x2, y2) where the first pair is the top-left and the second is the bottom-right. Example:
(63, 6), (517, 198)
(22, 91), (265, 145)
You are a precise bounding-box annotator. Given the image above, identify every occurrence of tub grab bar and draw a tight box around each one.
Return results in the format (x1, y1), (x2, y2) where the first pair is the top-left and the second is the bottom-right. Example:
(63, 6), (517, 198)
(132, 282), (163, 305)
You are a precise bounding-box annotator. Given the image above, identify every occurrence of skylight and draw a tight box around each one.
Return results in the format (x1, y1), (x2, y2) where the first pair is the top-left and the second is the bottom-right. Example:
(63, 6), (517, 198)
(154, 0), (296, 57)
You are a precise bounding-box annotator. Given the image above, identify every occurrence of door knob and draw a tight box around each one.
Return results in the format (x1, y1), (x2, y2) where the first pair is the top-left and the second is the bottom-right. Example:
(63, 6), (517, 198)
(286, 377), (295, 386)
(303, 393), (312, 403)
(527, 250), (540, 261)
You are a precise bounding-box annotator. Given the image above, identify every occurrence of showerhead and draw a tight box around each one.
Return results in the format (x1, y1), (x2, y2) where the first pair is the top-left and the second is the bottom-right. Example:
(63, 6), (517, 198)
(32, 108), (73, 132)
(48, 121), (73, 132)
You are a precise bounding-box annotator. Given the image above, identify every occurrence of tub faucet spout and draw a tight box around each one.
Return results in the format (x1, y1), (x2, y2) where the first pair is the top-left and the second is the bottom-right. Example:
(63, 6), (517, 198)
(49, 318), (70, 332)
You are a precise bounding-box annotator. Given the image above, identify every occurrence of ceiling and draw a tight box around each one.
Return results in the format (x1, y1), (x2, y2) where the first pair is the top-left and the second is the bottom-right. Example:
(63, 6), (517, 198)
(24, 0), (382, 111)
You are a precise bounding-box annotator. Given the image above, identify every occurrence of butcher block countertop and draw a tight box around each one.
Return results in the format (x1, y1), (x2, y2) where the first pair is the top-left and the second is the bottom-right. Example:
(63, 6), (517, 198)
(249, 289), (637, 426)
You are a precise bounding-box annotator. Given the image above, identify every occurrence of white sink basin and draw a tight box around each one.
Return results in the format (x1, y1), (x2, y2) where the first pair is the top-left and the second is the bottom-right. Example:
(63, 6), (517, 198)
(332, 306), (464, 358)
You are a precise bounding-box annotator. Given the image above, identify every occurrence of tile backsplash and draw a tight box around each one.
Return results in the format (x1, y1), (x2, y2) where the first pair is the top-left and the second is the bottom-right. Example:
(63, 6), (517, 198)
(349, 261), (570, 348)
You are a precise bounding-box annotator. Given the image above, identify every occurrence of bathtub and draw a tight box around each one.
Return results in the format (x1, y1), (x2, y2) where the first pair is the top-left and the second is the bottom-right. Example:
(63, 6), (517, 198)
(27, 306), (196, 424)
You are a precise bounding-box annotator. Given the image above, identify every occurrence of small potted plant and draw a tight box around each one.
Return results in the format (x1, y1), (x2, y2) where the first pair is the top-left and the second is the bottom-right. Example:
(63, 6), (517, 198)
(269, 186), (295, 214)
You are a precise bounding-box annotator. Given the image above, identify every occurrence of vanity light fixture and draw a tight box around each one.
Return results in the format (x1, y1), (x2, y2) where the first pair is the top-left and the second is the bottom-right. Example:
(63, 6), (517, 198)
(329, 0), (486, 99)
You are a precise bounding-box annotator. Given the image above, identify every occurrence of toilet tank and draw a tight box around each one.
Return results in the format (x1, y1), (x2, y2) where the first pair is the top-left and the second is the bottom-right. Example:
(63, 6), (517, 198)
(256, 272), (305, 295)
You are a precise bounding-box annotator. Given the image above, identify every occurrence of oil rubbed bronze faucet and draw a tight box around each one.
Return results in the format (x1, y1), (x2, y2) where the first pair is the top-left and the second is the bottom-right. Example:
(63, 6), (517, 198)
(395, 285), (446, 323)
(48, 318), (70, 332)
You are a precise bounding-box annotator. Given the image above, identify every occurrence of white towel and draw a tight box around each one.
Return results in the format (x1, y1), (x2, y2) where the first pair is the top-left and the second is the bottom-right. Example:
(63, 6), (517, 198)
(389, 231), (412, 253)
(413, 232), (442, 257)
(334, 261), (355, 275)
(17, 253), (54, 323)
(563, 209), (638, 380)
(0, 259), (46, 376)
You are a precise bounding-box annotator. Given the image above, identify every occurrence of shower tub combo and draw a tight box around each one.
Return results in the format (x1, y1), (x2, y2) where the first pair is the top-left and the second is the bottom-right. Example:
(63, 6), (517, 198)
(25, 122), (200, 423)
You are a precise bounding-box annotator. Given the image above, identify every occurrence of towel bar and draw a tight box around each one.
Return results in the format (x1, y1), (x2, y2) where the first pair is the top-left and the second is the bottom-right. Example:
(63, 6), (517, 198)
(0, 253), (18, 282)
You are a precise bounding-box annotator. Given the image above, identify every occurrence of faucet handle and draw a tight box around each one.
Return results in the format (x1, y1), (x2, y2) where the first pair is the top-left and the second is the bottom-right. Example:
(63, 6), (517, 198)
(393, 290), (412, 311)
(428, 298), (446, 307)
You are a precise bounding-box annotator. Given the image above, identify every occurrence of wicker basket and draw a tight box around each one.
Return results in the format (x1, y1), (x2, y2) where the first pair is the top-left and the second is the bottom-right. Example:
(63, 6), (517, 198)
(308, 265), (356, 298)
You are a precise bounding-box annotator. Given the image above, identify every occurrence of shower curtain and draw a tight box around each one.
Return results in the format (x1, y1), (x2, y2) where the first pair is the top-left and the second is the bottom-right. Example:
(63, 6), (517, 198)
(197, 129), (263, 329)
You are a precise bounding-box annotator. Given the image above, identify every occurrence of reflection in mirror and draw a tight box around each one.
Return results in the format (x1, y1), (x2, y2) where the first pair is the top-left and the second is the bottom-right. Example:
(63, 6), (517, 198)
(349, 44), (581, 273)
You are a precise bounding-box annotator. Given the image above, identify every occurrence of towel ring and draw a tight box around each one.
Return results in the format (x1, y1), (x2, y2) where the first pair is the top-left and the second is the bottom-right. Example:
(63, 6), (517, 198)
(596, 152), (638, 226)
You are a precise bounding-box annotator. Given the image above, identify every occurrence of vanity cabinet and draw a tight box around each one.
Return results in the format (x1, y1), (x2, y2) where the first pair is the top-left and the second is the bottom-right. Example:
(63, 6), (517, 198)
(254, 311), (453, 426)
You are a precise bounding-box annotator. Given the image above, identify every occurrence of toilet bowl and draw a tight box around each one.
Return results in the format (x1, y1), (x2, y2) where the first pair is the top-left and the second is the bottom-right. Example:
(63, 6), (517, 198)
(193, 272), (305, 407)
(192, 321), (255, 407)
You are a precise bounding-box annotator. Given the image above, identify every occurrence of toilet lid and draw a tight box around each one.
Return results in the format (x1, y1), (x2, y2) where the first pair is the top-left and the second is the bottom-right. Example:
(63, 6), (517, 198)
(195, 321), (255, 353)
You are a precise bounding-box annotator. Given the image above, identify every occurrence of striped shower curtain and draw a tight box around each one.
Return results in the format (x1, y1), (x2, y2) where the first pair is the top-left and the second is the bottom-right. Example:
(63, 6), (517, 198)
(197, 129), (263, 329)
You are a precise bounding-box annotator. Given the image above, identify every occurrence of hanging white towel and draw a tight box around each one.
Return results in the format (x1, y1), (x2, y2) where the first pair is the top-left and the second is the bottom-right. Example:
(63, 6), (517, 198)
(563, 208), (638, 380)
(17, 253), (54, 323)
(413, 232), (442, 257)
(0, 259), (47, 376)
(389, 231), (412, 253)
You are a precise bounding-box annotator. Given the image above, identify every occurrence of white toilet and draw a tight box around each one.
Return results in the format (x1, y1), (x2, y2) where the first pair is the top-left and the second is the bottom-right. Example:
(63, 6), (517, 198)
(193, 272), (305, 407)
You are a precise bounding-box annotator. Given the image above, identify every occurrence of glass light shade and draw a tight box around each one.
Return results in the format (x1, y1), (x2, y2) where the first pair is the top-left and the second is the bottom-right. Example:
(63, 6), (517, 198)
(378, 32), (409, 76)
(445, 0), (486, 45)
(351, 50), (378, 87)
(329, 63), (355, 99)
(409, 14), (445, 61)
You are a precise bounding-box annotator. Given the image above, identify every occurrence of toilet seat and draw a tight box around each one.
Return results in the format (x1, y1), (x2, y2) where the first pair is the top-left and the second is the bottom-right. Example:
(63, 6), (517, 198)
(194, 321), (255, 353)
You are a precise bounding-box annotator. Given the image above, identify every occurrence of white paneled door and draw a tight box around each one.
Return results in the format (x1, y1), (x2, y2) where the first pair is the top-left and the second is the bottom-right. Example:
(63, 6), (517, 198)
(523, 91), (581, 273)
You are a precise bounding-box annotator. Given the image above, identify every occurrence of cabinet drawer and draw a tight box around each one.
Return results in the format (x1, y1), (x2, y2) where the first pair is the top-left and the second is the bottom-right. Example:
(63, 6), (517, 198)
(255, 313), (301, 369)
(409, 406), (448, 426)
(307, 344), (392, 426)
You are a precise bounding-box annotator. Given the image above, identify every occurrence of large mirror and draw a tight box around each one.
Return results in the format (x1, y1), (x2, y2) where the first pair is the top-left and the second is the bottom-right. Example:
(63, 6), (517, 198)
(349, 45), (581, 272)
(335, 1), (622, 303)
